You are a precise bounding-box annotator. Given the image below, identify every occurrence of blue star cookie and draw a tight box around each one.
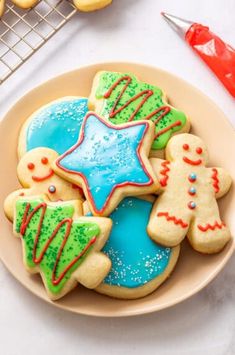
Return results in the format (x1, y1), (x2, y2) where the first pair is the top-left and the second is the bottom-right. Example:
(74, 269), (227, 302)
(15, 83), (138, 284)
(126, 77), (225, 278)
(54, 113), (158, 216)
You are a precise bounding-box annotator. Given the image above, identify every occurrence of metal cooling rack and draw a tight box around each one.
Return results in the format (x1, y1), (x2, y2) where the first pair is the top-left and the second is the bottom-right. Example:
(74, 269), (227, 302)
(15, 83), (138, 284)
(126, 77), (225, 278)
(0, 0), (77, 84)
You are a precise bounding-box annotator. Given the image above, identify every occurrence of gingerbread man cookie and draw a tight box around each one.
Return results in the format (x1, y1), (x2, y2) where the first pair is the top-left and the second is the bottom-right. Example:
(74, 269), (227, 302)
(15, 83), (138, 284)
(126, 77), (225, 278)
(13, 196), (112, 300)
(53, 112), (158, 217)
(4, 147), (84, 221)
(148, 134), (232, 254)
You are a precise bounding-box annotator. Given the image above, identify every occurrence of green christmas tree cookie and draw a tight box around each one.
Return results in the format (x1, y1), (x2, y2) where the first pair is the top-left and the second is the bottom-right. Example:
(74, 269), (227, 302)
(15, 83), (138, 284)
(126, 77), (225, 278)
(89, 71), (190, 154)
(14, 196), (112, 300)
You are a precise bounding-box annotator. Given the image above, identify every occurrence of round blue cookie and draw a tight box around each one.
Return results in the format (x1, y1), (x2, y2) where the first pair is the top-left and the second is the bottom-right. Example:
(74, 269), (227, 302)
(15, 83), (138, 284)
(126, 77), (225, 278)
(18, 97), (88, 157)
(95, 196), (180, 299)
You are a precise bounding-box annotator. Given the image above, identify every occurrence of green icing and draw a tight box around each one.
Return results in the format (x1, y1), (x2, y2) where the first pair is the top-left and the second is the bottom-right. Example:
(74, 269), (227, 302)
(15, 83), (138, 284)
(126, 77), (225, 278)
(95, 71), (187, 150)
(15, 198), (100, 295)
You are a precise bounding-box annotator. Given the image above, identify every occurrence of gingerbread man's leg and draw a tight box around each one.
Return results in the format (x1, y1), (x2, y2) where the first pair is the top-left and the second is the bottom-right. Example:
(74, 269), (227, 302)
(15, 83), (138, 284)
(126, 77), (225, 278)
(147, 195), (191, 247)
(187, 202), (231, 254)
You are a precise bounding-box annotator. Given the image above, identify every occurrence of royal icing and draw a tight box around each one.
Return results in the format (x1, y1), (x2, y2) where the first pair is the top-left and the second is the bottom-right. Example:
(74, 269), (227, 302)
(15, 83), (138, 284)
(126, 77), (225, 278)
(15, 198), (99, 294)
(56, 113), (154, 214)
(100, 197), (172, 288)
(94, 72), (187, 150)
(211, 168), (220, 193)
(26, 98), (88, 155)
(157, 212), (189, 229)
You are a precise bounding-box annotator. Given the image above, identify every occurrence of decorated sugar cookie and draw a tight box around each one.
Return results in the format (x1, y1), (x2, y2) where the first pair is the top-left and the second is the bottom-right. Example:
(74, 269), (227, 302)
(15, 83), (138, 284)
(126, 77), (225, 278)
(89, 71), (190, 156)
(18, 97), (88, 158)
(53, 112), (158, 217)
(83, 196), (180, 299)
(148, 134), (232, 254)
(4, 148), (84, 221)
(13, 196), (112, 300)
(73, 0), (112, 12)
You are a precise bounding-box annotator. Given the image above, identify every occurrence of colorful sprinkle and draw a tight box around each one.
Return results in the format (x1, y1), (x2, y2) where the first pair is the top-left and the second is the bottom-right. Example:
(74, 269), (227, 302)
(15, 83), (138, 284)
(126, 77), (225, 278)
(48, 185), (56, 193)
(188, 187), (196, 195)
(188, 201), (196, 210)
(188, 173), (197, 182)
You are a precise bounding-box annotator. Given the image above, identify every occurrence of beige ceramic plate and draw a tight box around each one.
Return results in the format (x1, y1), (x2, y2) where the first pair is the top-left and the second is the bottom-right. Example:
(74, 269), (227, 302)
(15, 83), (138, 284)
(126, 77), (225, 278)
(0, 62), (235, 317)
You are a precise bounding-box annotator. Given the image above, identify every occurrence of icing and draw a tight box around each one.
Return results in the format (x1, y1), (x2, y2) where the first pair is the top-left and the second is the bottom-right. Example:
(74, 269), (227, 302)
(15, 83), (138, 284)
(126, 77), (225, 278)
(27, 162), (35, 170)
(57, 113), (153, 214)
(101, 197), (172, 288)
(197, 221), (226, 232)
(41, 157), (49, 164)
(196, 147), (203, 154)
(159, 160), (170, 187)
(15, 198), (99, 294)
(211, 168), (220, 193)
(26, 98), (88, 155)
(183, 156), (202, 166)
(157, 212), (188, 228)
(95, 72), (187, 150)
(183, 144), (189, 150)
(32, 168), (54, 182)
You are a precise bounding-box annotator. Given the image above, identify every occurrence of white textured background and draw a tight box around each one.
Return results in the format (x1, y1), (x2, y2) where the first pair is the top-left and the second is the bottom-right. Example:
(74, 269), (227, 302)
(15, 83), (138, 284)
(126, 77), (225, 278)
(0, 1), (235, 354)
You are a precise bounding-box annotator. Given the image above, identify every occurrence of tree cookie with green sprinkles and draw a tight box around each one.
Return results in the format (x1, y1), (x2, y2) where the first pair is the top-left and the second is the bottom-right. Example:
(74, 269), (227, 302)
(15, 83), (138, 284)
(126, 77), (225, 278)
(89, 71), (190, 156)
(13, 196), (112, 300)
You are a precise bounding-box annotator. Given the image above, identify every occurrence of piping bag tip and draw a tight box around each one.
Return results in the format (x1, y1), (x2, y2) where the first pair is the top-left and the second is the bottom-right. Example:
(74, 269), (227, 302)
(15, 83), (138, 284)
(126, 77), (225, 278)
(161, 12), (193, 38)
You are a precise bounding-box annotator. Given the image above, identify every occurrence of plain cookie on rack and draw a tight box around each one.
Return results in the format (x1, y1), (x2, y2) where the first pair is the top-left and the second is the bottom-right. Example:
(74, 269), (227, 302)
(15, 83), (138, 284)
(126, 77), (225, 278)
(0, 0), (38, 17)
(73, 0), (112, 12)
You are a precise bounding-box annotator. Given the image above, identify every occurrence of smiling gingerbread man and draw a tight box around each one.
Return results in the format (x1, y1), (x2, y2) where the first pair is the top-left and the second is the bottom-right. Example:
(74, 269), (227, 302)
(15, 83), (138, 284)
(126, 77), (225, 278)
(147, 134), (232, 254)
(4, 147), (84, 221)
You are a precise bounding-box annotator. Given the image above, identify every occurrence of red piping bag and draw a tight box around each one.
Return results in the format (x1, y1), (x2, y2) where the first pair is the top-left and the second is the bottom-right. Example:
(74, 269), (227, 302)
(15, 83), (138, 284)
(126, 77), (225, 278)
(161, 12), (235, 98)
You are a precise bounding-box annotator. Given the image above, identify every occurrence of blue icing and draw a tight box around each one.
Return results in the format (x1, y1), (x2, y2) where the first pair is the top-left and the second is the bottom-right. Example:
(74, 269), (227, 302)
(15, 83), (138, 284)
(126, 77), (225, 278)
(102, 197), (172, 288)
(26, 98), (88, 155)
(59, 114), (151, 212)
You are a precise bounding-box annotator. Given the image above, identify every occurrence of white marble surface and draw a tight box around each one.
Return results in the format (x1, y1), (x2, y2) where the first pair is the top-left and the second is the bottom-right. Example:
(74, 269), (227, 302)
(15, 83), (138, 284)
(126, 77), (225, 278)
(0, 0), (235, 354)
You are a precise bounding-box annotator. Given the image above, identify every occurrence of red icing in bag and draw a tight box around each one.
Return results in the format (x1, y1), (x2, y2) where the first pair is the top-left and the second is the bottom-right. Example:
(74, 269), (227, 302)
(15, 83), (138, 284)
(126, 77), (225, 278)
(185, 23), (235, 97)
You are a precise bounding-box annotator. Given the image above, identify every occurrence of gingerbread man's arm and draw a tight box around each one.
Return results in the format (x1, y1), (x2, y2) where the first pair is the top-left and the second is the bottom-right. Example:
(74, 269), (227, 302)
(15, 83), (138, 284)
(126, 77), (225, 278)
(150, 158), (171, 192)
(4, 189), (32, 221)
(207, 167), (232, 199)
